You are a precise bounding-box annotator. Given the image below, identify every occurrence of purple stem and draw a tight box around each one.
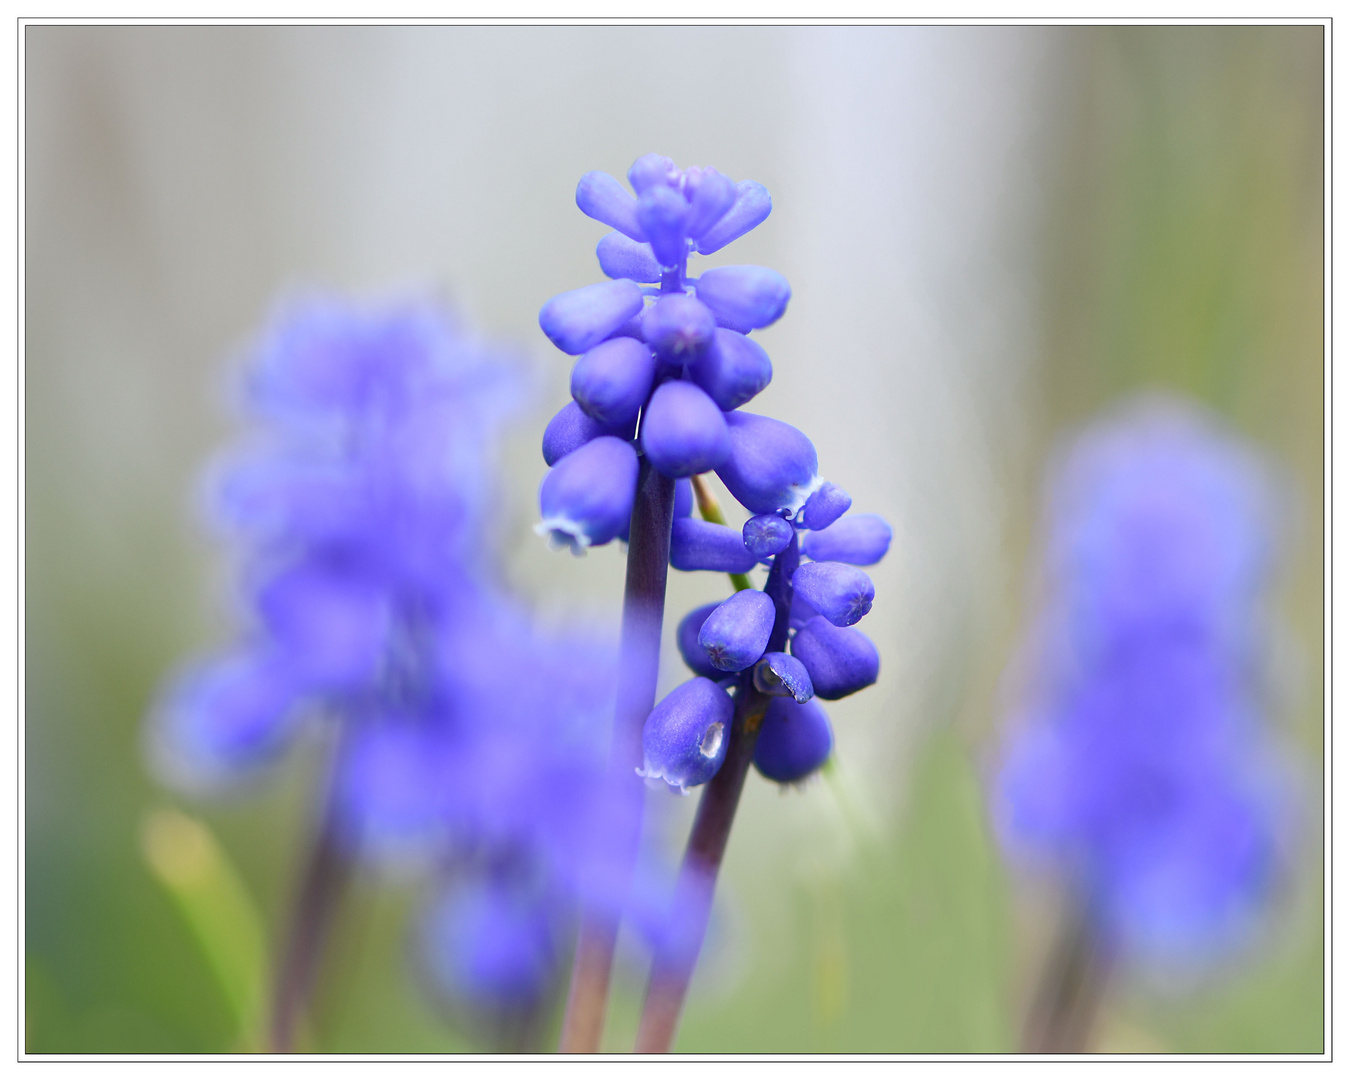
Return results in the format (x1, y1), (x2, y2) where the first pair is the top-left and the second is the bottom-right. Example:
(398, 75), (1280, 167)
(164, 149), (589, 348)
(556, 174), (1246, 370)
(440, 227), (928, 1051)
(1020, 900), (1111, 1054)
(633, 533), (799, 1053)
(268, 779), (350, 1053)
(558, 457), (676, 1053)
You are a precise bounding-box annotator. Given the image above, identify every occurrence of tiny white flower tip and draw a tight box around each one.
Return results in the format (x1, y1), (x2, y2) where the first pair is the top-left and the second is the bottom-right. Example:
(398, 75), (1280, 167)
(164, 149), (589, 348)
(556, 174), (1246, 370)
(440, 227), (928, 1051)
(535, 515), (592, 556)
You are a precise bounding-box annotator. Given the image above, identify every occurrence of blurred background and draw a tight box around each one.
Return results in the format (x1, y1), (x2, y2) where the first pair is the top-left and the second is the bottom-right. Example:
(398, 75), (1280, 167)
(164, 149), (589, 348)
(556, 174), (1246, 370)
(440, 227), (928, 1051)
(24, 25), (1324, 1053)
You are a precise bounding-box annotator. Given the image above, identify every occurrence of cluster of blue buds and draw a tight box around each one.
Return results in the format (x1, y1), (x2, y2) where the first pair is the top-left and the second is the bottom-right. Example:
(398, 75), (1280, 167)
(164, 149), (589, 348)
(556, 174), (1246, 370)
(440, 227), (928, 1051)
(148, 294), (619, 1040)
(652, 480), (889, 792)
(535, 154), (891, 795)
(994, 398), (1293, 966)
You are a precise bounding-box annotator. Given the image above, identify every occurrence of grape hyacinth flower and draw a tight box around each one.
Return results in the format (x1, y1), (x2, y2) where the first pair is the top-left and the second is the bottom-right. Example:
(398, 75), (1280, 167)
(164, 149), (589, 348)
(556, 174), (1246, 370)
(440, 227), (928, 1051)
(991, 397), (1296, 1053)
(148, 294), (618, 1051)
(534, 155), (891, 1053)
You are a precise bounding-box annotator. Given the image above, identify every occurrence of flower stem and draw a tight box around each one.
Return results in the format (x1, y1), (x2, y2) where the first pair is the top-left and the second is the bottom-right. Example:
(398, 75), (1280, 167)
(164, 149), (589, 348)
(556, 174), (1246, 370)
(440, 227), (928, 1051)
(558, 457), (676, 1053)
(1020, 900), (1110, 1054)
(633, 533), (798, 1053)
(268, 772), (350, 1053)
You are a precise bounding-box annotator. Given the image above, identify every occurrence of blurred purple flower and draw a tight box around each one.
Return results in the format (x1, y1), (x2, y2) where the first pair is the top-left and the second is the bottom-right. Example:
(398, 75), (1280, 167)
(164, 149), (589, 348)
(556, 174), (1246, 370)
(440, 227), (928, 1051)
(994, 396), (1295, 965)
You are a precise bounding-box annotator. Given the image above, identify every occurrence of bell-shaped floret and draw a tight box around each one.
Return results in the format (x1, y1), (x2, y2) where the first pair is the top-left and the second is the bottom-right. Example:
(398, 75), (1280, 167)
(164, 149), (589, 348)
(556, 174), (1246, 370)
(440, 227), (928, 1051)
(576, 171), (645, 241)
(670, 518), (759, 574)
(639, 677), (734, 793)
(698, 588), (776, 672)
(542, 400), (634, 467)
(641, 294), (717, 366)
(537, 436), (639, 553)
(801, 513), (893, 566)
(695, 266), (791, 333)
(150, 654), (299, 791)
(638, 186), (692, 268)
(640, 380), (731, 479)
(419, 875), (562, 1019)
(792, 561), (874, 626)
(742, 513), (794, 560)
(753, 651), (814, 703)
(801, 482), (853, 532)
(790, 616), (880, 700)
(628, 153), (681, 195)
(686, 328), (773, 411)
(682, 167), (739, 239)
(597, 231), (663, 283)
(539, 280), (644, 356)
(676, 602), (724, 678)
(753, 697), (834, 784)
(716, 411), (820, 515)
(695, 180), (772, 255)
(256, 565), (390, 689)
(569, 337), (657, 429)
(674, 477), (694, 518)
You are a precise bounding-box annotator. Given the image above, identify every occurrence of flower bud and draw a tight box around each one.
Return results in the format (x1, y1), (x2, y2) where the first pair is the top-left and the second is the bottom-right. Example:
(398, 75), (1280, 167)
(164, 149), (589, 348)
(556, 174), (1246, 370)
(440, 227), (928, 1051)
(597, 231), (662, 283)
(570, 337), (658, 428)
(695, 180), (772, 255)
(537, 436), (639, 553)
(791, 562), (874, 626)
(801, 482), (852, 532)
(419, 876), (561, 1018)
(801, 513), (893, 566)
(674, 477), (694, 518)
(676, 602), (724, 679)
(576, 171), (645, 241)
(742, 513), (794, 559)
(670, 517), (759, 574)
(698, 588), (776, 672)
(637, 185), (692, 268)
(789, 590), (818, 628)
(628, 152), (682, 195)
(716, 411), (820, 515)
(641, 294), (717, 366)
(151, 655), (298, 789)
(682, 167), (738, 239)
(753, 697), (833, 784)
(539, 280), (644, 356)
(790, 616), (879, 700)
(686, 328), (772, 411)
(695, 266), (791, 333)
(639, 677), (733, 793)
(640, 380), (731, 479)
(753, 651), (814, 703)
(542, 401), (633, 467)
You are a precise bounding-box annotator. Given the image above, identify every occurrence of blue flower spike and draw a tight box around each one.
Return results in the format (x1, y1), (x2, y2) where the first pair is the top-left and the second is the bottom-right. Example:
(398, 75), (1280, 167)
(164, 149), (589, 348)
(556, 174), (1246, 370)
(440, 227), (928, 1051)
(537, 435), (639, 553)
(698, 589), (776, 672)
(753, 652), (814, 704)
(791, 561), (875, 627)
(639, 677), (734, 793)
(753, 697), (834, 784)
(790, 616), (880, 700)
